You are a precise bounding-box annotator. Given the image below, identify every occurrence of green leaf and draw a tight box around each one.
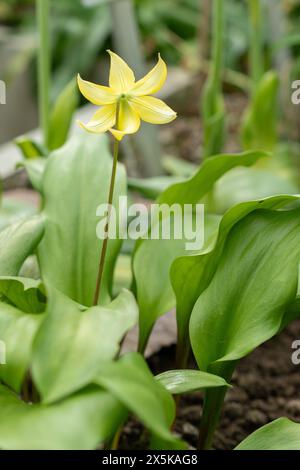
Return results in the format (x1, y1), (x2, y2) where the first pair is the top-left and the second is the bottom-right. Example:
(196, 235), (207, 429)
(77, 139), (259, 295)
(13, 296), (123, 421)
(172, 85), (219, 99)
(0, 302), (44, 392)
(213, 166), (299, 214)
(48, 78), (79, 151)
(0, 277), (45, 313)
(128, 176), (181, 200)
(134, 214), (220, 352)
(134, 151), (268, 351)
(241, 71), (279, 152)
(95, 353), (180, 447)
(235, 418), (300, 450)
(19, 158), (47, 193)
(162, 155), (196, 178)
(0, 216), (45, 276)
(0, 198), (37, 232)
(38, 133), (126, 306)
(171, 195), (300, 365)
(189, 199), (300, 374)
(156, 370), (230, 395)
(157, 150), (269, 206)
(0, 384), (126, 450)
(32, 287), (138, 404)
(15, 136), (47, 159)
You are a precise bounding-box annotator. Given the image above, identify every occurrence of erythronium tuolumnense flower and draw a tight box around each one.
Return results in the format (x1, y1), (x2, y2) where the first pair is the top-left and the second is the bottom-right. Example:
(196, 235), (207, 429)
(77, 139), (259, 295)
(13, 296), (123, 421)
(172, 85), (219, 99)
(77, 51), (176, 306)
(77, 50), (177, 141)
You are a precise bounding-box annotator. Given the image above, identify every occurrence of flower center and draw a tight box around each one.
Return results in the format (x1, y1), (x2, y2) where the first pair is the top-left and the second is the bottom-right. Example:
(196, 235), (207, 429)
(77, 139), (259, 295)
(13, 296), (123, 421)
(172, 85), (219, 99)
(118, 93), (131, 103)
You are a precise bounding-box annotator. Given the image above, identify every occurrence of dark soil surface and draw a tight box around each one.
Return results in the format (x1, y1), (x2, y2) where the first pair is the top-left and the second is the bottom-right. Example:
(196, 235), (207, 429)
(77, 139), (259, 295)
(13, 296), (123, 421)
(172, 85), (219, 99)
(120, 319), (300, 450)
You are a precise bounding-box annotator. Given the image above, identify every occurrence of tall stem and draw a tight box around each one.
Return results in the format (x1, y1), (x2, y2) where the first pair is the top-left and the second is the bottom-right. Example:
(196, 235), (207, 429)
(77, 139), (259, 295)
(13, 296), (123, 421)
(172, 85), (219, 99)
(249, 0), (264, 92)
(211, 0), (224, 94)
(176, 326), (191, 370)
(197, 387), (227, 450)
(36, 0), (51, 148)
(202, 0), (225, 159)
(198, 363), (235, 450)
(93, 137), (119, 306)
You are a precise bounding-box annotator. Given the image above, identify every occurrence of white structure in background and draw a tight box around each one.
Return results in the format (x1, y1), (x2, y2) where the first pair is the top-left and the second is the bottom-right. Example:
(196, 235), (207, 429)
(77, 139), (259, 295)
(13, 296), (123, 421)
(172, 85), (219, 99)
(0, 80), (6, 105)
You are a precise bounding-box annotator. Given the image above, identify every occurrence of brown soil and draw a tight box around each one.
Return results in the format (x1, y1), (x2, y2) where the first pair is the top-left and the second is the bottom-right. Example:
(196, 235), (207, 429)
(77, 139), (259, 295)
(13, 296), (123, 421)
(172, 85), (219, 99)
(120, 319), (300, 450)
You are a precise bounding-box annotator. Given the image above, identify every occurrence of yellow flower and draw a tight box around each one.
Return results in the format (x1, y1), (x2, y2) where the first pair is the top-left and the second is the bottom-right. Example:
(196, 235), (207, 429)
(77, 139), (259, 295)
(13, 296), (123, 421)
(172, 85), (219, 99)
(77, 50), (177, 141)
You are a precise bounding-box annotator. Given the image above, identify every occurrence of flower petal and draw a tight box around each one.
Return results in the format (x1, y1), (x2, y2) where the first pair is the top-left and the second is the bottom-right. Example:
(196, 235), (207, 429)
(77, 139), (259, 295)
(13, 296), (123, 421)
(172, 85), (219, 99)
(107, 50), (135, 93)
(78, 104), (116, 134)
(131, 54), (167, 96)
(131, 96), (177, 124)
(109, 100), (140, 141)
(77, 74), (117, 105)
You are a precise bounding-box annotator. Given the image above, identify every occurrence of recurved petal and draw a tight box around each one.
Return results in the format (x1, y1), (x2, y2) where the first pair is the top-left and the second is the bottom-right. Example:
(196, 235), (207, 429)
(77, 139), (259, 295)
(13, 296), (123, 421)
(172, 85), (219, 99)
(108, 50), (135, 93)
(131, 96), (177, 124)
(131, 54), (167, 97)
(109, 100), (140, 141)
(78, 104), (116, 134)
(77, 74), (117, 105)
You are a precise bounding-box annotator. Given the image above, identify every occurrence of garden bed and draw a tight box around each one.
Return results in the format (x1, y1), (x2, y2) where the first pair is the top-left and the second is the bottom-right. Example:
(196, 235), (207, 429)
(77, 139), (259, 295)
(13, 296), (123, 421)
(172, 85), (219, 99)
(120, 319), (300, 450)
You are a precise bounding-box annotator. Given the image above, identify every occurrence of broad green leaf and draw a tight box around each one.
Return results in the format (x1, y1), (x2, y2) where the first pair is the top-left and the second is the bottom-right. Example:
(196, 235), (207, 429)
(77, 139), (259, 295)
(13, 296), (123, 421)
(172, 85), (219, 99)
(213, 166), (298, 214)
(15, 136), (46, 159)
(48, 78), (79, 151)
(241, 71), (279, 151)
(0, 276), (45, 313)
(128, 176), (181, 200)
(96, 353), (180, 447)
(235, 418), (300, 450)
(0, 302), (44, 392)
(157, 150), (268, 206)
(38, 133), (126, 306)
(171, 195), (300, 361)
(135, 214), (220, 352)
(0, 198), (37, 232)
(0, 384), (126, 450)
(20, 158), (47, 193)
(162, 155), (196, 178)
(134, 151), (268, 351)
(189, 202), (300, 374)
(156, 370), (229, 395)
(32, 287), (138, 404)
(0, 216), (44, 276)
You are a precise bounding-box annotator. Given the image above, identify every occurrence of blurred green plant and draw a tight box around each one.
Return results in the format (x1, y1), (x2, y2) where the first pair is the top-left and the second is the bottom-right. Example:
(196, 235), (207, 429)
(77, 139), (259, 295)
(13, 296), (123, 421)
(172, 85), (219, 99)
(242, 70), (279, 152)
(1, 0), (300, 452)
(241, 0), (279, 152)
(36, 0), (50, 147)
(201, 0), (225, 159)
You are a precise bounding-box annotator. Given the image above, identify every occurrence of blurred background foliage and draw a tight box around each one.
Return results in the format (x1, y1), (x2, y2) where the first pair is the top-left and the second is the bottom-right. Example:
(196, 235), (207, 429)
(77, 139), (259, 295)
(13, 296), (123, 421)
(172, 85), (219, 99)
(1, 0), (300, 153)
(1, 0), (299, 100)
